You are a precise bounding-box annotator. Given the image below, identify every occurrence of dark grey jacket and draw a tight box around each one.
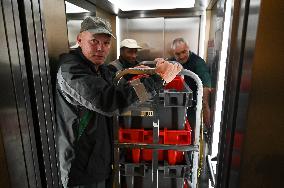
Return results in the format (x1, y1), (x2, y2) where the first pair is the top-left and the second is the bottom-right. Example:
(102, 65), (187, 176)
(56, 48), (163, 187)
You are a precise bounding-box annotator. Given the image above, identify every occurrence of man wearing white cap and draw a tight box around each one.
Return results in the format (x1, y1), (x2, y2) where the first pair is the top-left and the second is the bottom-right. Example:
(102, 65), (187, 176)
(108, 39), (142, 72)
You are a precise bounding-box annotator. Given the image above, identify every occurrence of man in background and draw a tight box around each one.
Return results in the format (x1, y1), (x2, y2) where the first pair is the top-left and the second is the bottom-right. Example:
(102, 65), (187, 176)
(170, 37), (212, 135)
(108, 38), (142, 72)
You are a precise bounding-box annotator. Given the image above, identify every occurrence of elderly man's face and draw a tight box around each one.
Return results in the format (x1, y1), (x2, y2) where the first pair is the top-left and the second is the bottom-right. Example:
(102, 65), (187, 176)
(173, 42), (189, 64)
(77, 32), (111, 66)
(120, 48), (138, 64)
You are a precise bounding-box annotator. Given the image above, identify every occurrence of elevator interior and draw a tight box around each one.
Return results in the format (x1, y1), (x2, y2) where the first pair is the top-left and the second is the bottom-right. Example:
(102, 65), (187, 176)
(0, 0), (284, 188)
(64, 2), (219, 187)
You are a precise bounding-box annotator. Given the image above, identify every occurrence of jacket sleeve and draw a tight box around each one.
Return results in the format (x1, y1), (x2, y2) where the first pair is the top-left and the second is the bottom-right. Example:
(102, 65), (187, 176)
(57, 60), (163, 116)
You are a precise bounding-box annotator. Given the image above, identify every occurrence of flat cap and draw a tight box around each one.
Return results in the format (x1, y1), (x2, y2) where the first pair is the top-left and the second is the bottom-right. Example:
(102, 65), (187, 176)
(80, 17), (115, 38)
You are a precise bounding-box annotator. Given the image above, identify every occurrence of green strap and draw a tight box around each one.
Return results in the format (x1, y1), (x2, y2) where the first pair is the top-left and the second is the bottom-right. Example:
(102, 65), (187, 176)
(78, 110), (92, 140)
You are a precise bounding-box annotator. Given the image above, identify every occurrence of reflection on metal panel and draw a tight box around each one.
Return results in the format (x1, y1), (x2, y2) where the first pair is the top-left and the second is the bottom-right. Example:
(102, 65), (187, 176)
(216, 0), (262, 187)
(19, 0), (61, 187)
(0, 0), (43, 187)
(0, 2), (21, 188)
(119, 17), (201, 61)
(230, 0), (261, 187)
(34, 0), (60, 186)
(238, 0), (284, 187)
(119, 18), (128, 46)
(164, 17), (200, 58)
(127, 18), (164, 60)
(67, 20), (84, 47)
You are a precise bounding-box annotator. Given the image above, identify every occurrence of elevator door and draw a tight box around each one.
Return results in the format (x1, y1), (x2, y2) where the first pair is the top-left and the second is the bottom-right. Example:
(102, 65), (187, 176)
(118, 17), (200, 61)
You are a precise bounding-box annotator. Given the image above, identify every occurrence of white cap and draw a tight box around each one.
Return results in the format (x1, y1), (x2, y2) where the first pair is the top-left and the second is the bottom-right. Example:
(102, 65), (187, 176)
(120, 39), (142, 49)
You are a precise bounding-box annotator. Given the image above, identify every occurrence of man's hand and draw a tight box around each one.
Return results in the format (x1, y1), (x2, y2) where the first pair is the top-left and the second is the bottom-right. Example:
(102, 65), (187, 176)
(155, 58), (182, 83)
(134, 65), (150, 69)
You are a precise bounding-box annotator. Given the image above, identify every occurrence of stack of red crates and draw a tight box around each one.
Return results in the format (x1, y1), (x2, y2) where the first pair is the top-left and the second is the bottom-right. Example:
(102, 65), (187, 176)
(119, 76), (192, 165)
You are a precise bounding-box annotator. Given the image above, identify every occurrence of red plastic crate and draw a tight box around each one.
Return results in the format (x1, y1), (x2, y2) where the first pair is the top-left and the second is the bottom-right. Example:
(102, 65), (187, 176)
(119, 120), (191, 165)
(164, 76), (185, 91)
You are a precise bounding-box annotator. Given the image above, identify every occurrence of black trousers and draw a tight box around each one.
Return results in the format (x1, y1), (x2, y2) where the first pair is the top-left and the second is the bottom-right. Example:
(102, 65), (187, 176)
(69, 179), (111, 188)
(187, 106), (196, 141)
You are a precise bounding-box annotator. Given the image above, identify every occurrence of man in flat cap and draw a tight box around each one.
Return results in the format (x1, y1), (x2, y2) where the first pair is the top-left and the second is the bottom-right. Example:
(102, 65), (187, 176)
(56, 17), (182, 188)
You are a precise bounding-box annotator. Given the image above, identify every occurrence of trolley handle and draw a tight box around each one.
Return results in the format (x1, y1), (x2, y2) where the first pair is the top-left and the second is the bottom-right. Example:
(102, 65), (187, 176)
(114, 68), (156, 84)
(114, 61), (181, 83)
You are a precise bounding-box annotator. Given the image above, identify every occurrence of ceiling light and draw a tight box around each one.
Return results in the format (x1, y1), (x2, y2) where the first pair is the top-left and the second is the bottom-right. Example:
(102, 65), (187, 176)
(65, 1), (89, 13)
(108, 0), (195, 11)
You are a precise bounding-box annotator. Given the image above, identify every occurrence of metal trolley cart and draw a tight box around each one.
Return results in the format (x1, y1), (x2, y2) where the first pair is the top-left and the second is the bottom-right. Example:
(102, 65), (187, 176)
(113, 64), (204, 188)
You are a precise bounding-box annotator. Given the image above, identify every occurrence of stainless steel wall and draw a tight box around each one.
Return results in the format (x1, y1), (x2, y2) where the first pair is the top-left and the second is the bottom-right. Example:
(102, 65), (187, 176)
(0, 0), (62, 187)
(0, 0), (41, 187)
(125, 17), (164, 60)
(43, 0), (69, 58)
(238, 0), (284, 187)
(215, 0), (256, 187)
(67, 19), (84, 47)
(118, 16), (201, 60)
(206, 1), (220, 128)
(215, 0), (284, 187)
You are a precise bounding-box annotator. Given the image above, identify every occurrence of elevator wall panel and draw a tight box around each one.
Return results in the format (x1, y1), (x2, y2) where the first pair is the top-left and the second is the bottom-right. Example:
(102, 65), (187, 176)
(21, 0), (61, 186)
(67, 20), (82, 47)
(118, 16), (201, 61)
(239, 0), (284, 187)
(0, 0), (63, 187)
(42, 0), (69, 59)
(127, 18), (164, 60)
(118, 18), (128, 45)
(0, 0), (42, 187)
(0, 3), (15, 188)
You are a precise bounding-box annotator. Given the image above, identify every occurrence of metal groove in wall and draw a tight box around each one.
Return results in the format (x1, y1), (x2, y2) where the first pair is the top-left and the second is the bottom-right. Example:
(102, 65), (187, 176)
(17, 1), (52, 186)
(16, 0), (61, 187)
(1, 0), (41, 188)
(1, 1), (30, 187)
(0, 0), (45, 187)
(33, 0), (60, 186)
(9, 0), (43, 186)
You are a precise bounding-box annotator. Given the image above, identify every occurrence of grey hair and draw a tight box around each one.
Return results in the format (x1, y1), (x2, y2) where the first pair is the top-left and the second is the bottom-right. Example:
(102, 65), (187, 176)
(171, 38), (189, 50)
